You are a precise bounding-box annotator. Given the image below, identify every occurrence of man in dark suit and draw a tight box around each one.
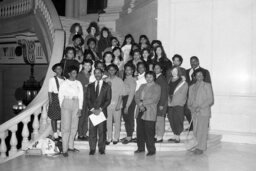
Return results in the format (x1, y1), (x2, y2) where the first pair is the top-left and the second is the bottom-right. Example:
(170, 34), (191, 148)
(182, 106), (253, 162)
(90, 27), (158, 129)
(87, 68), (112, 155)
(185, 56), (212, 131)
(186, 56), (211, 86)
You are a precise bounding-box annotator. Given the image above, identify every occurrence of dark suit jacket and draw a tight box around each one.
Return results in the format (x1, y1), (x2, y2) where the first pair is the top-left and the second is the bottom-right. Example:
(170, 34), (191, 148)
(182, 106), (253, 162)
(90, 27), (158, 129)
(186, 67), (211, 86)
(87, 81), (112, 117)
(155, 74), (168, 116)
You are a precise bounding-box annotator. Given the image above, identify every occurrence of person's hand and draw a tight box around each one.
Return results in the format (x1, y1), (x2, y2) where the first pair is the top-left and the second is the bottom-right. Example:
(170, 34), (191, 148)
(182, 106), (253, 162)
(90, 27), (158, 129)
(139, 106), (146, 112)
(107, 81), (112, 86)
(94, 109), (101, 115)
(115, 105), (121, 111)
(77, 110), (82, 117)
(124, 107), (129, 114)
(181, 76), (186, 81)
(159, 106), (164, 110)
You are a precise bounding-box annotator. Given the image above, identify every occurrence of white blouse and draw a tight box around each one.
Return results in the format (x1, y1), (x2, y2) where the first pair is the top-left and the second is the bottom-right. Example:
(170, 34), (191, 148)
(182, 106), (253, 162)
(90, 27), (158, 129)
(58, 79), (84, 109)
(136, 72), (147, 92)
(48, 77), (65, 93)
(121, 44), (132, 64)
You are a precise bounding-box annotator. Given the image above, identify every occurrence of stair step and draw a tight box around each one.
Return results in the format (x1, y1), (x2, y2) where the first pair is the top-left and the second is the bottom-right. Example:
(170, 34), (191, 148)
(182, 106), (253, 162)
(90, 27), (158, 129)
(74, 134), (222, 152)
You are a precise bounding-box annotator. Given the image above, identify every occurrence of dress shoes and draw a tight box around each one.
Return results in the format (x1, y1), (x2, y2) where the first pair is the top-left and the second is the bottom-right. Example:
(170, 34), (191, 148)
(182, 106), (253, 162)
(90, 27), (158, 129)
(99, 150), (105, 155)
(113, 140), (119, 145)
(68, 148), (80, 152)
(193, 149), (203, 155)
(89, 150), (95, 155)
(134, 149), (145, 153)
(105, 141), (111, 145)
(122, 139), (132, 144)
(62, 152), (68, 157)
(155, 139), (163, 143)
(146, 152), (156, 156)
(168, 138), (176, 142)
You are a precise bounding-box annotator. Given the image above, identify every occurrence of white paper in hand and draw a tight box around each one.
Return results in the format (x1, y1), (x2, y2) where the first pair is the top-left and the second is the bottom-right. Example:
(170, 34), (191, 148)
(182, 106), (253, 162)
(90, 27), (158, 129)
(89, 112), (106, 126)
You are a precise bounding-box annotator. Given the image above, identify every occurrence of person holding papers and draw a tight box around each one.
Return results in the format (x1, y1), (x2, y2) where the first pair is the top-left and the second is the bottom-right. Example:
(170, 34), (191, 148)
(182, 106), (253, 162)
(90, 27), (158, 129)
(87, 68), (112, 155)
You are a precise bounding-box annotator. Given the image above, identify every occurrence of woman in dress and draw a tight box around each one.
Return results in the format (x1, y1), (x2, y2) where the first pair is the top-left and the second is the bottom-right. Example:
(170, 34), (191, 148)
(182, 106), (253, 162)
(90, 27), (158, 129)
(48, 63), (65, 139)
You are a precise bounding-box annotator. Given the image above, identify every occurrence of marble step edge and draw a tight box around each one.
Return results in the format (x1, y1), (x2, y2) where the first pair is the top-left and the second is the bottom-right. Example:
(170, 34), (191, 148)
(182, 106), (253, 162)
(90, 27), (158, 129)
(74, 135), (222, 152)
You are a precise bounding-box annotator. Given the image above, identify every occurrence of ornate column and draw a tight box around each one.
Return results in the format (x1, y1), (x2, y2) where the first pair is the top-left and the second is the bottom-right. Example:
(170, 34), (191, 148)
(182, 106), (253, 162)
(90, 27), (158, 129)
(0, 69), (3, 124)
(65, 0), (74, 17)
(79, 0), (87, 16)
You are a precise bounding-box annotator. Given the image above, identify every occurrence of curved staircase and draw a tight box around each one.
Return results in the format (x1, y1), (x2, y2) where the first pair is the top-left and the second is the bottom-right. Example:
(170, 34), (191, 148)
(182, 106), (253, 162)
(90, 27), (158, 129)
(0, 0), (221, 164)
(0, 0), (65, 163)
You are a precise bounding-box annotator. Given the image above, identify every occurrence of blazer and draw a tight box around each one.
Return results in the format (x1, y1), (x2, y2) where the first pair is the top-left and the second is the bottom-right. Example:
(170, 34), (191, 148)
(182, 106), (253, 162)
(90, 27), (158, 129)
(155, 74), (168, 116)
(168, 80), (188, 107)
(135, 83), (161, 121)
(186, 67), (211, 86)
(87, 81), (112, 117)
(187, 82), (214, 117)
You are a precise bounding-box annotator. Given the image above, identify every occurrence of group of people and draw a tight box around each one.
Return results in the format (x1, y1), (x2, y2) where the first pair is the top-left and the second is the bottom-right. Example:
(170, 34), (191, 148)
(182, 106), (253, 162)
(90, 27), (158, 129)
(47, 22), (214, 157)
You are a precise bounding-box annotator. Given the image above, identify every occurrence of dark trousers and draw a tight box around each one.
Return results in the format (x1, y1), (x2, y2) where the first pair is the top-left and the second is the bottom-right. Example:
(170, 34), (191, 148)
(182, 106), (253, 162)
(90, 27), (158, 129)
(184, 104), (193, 130)
(167, 106), (184, 135)
(136, 112), (156, 153)
(78, 107), (89, 137)
(89, 120), (106, 151)
(122, 96), (136, 137)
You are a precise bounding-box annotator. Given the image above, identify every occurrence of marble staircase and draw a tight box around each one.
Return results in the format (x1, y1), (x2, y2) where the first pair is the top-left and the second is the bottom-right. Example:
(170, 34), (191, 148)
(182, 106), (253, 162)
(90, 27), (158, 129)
(74, 119), (222, 152)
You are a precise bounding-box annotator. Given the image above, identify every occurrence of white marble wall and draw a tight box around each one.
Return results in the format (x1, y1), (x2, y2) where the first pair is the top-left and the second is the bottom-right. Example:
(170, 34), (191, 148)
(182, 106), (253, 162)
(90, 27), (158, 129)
(157, 0), (256, 142)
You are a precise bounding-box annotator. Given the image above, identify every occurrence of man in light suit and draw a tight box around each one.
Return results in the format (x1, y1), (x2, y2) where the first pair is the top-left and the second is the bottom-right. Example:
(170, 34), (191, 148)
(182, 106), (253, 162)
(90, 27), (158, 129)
(185, 56), (211, 131)
(87, 68), (112, 155)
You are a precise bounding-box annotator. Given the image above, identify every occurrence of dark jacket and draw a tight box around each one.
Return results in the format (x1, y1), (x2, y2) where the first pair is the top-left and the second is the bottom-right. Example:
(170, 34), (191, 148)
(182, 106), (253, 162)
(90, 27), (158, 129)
(155, 74), (168, 116)
(152, 57), (172, 76)
(60, 59), (80, 79)
(87, 81), (112, 117)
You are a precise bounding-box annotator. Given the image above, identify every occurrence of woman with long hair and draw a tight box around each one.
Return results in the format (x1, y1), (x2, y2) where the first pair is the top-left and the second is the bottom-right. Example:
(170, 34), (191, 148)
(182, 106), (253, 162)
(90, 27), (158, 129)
(68, 23), (83, 45)
(84, 22), (100, 50)
(98, 27), (112, 59)
(139, 35), (151, 50)
(112, 47), (124, 78)
(121, 34), (135, 64)
(152, 45), (172, 76)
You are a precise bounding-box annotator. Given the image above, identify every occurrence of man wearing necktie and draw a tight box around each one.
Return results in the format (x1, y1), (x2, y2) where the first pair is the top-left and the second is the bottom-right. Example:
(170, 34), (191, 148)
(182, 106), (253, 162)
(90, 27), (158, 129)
(87, 68), (112, 155)
(185, 56), (212, 131)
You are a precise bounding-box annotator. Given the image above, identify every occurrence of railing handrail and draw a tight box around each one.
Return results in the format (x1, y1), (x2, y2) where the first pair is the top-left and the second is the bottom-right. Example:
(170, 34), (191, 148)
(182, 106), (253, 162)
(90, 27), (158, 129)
(0, 0), (34, 18)
(0, 0), (64, 137)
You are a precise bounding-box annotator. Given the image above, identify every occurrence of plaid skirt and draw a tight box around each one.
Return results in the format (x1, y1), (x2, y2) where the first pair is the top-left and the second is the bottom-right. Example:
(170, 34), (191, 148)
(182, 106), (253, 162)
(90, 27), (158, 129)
(48, 93), (61, 120)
